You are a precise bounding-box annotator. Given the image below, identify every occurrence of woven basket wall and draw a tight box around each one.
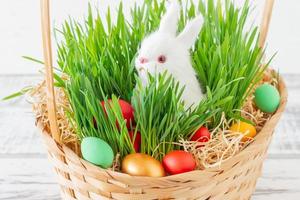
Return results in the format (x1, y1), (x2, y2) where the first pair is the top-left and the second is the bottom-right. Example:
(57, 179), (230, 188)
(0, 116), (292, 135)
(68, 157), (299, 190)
(36, 0), (284, 199)
(36, 76), (287, 200)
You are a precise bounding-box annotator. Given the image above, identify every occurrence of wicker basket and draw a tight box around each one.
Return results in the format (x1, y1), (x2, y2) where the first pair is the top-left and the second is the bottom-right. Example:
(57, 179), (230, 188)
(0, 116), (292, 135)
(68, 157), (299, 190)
(37, 0), (287, 199)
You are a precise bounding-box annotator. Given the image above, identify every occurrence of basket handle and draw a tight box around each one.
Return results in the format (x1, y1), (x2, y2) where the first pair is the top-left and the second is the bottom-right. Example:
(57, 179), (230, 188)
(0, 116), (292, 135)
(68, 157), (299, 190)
(259, 0), (275, 48)
(41, 0), (61, 143)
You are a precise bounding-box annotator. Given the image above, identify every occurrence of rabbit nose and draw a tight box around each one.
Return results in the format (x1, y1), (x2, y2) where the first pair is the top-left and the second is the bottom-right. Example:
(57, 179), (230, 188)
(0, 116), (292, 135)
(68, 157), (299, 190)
(139, 57), (148, 64)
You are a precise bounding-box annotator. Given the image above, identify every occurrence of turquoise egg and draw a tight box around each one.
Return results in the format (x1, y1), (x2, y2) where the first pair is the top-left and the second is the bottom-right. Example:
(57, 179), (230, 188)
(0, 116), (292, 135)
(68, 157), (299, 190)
(81, 137), (114, 168)
(254, 83), (280, 113)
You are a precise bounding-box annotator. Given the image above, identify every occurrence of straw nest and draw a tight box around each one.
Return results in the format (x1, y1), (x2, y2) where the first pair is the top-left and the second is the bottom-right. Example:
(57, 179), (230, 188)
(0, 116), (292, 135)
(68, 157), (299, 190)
(30, 69), (278, 170)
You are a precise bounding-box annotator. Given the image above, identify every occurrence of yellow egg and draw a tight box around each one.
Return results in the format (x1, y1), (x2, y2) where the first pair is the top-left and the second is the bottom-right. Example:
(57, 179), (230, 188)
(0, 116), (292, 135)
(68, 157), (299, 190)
(122, 153), (165, 177)
(230, 121), (257, 142)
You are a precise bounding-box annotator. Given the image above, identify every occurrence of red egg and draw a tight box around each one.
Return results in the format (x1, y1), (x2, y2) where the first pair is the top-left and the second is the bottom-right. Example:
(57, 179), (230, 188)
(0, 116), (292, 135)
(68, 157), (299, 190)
(162, 150), (196, 175)
(191, 126), (211, 143)
(128, 131), (141, 152)
(100, 99), (135, 128)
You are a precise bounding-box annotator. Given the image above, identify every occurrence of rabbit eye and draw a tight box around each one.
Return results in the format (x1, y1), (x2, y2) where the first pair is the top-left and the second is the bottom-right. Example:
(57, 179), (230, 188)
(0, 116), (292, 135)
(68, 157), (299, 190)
(158, 55), (166, 63)
(139, 57), (148, 64)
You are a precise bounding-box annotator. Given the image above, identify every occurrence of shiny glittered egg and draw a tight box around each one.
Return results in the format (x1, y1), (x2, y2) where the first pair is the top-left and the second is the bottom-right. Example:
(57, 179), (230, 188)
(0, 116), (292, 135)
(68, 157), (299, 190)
(162, 150), (196, 175)
(100, 99), (135, 128)
(81, 137), (114, 169)
(122, 153), (165, 177)
(230, 121), (257, 142)
(254, 83), (280, 113)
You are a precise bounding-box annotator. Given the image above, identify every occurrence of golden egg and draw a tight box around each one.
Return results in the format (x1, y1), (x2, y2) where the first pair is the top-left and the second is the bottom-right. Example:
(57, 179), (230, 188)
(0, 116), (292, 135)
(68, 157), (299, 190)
(122, 153), (165, 177)
(230, 121), (257, 142)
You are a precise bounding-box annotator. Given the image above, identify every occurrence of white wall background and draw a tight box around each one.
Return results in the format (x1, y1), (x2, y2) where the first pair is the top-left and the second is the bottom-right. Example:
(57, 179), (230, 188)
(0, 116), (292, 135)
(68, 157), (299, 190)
(0, 0), (299, 74)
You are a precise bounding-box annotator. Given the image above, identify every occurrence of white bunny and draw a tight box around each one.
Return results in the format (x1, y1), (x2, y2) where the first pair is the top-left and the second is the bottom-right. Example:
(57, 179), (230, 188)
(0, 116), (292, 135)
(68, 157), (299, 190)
(135, 2), (204, 108)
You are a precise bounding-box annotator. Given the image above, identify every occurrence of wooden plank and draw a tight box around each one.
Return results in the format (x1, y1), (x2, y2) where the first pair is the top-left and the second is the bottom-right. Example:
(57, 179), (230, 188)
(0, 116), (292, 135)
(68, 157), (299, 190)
(0, 107), (45, 155)
(0, 75), (44, 155)
(253, 156), (300, 200)
(0, 157), (60, 200)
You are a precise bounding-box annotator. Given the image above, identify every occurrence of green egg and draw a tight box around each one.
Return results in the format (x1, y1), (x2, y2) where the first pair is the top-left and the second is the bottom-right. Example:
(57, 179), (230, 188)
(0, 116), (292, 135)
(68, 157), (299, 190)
(254, 83), (280, 113)
(81, 137), (114, 168)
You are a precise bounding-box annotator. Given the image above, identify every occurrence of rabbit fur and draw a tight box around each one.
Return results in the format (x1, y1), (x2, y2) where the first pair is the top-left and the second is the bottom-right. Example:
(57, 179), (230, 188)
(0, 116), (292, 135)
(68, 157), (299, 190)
(135, 2), (204, 108)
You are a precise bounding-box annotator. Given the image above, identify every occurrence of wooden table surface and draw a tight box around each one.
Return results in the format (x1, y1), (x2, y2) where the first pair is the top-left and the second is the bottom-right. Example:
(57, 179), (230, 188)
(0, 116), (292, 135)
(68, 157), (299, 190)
(0, 74), (299, 200)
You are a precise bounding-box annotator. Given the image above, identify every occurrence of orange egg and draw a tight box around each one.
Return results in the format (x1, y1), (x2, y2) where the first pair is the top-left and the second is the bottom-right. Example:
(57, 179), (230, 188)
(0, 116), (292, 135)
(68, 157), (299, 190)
(122, 153), (165, 177)
(229, 121), (257, 142)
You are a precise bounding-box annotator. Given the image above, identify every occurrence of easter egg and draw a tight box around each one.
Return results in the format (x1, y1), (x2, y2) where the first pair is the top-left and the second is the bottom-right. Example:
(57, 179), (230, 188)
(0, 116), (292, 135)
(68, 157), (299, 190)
(101, 99), (135, 128)
(254, 83), (280, 113)
(81, 137), (114, 168)
(128, 131), (141, 152)
(162, 150), (196, 175)
(122, 153), (165, 177)
(191, 126), (211, 143)
(118, 99), (135, 127)
(230, 121), (257, 142)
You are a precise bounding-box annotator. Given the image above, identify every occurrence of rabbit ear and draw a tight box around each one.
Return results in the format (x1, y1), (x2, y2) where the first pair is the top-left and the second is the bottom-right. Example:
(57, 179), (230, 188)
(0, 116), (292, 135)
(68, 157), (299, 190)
(177, 15), (203, 49)
(158, 2), (180, 36)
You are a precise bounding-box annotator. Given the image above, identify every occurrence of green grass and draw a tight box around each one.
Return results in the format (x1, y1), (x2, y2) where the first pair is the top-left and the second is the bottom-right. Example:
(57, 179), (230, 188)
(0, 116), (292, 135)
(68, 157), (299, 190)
(56, 3), (137, 101)
(2, 0), (268, 160)
(192, 0), (268, 125)
(54, 1), (167, 158)
(54, 0), (268, 159)
(132, 73), (222, 160)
